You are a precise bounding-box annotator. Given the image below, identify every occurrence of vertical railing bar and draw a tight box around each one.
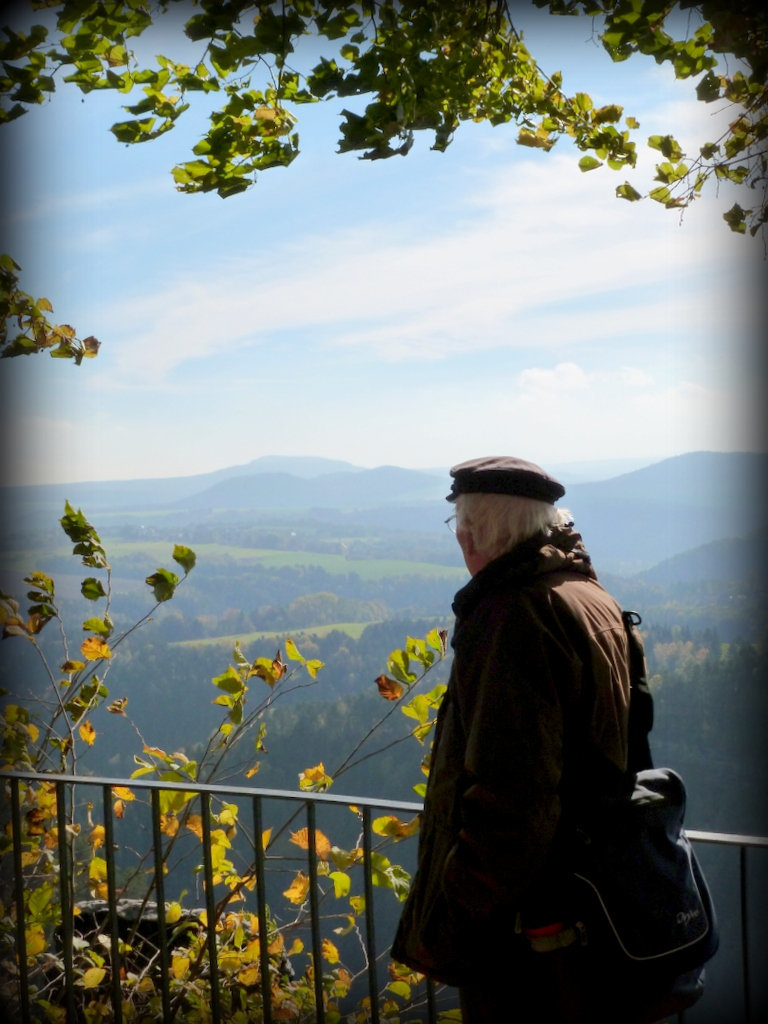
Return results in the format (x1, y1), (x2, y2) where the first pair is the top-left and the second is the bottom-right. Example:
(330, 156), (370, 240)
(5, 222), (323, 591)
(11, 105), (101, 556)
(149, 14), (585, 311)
(149, 788), (171, 1022)
(199, 791), (222, 1023)
(361, 806), (380, 1024)
(10, 777), (31, 1024)
(55, 779), (76, 1022)
(102, 785), (122, 1019)
(740, 845), (751, 1024)
(426, 977), (437, 1024)
(306, 801), (325, 1024)
(252, 795), (273, 1024)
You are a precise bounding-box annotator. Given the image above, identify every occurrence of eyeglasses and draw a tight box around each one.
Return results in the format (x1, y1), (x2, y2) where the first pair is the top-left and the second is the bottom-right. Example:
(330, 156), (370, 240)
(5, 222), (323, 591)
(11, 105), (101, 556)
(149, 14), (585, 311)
(444, 514), (457, 534)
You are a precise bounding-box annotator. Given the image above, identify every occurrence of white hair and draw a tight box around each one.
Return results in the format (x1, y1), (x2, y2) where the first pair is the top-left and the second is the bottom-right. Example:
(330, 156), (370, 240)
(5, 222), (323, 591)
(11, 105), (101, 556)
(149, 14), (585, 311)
(454, 492), (573, 562)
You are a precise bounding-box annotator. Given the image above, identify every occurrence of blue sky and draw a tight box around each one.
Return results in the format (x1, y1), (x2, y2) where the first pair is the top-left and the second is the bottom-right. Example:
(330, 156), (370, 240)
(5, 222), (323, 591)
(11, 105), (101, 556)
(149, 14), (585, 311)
(3, 3), (764, 485)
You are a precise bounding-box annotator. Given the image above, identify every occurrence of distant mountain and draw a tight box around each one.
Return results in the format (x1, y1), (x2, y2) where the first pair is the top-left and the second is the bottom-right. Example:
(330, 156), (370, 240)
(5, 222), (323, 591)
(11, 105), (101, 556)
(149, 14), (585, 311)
(182, 465), (446, 511)
(2, 450), (765, 575)
(236, 456), (362, 478)
(562, 451), (767, 574)
(546, 456), (660, 485)
(635, 532), (766, 586)
(0, 456), (366, 518)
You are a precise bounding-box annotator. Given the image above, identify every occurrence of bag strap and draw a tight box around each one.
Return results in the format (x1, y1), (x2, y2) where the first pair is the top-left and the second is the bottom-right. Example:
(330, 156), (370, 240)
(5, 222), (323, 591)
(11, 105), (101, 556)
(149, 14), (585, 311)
(621, 610), (654, 774)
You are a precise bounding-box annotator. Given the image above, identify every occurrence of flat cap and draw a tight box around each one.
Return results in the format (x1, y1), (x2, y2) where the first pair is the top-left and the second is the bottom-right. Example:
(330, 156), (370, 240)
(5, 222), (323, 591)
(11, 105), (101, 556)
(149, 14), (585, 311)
(446, 456), (565, 504)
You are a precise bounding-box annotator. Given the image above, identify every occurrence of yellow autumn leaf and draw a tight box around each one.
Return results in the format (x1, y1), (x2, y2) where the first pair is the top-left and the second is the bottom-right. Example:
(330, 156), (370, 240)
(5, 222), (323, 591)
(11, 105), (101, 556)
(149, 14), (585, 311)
(217, 803), (238, 826)
(88, 825), (105, 851)
(35, 782), (58, 815)
(284, 637), (303, 661)
(160, 813), (179, 836)
(166, 902), (182, 924)
(322, 938), (339, 964)
(25, 925), (46, 955)
(372, 815), (420, 839)
(60, 658), (85, 673)
(287, 938), (304, 956)
(282, 872), (309, 905)
(80, 966), (106, 989)
(238, 964), (260, 987)
(171, 954), (190, 979)
(113, 800), (126, 819)
(185, 814), (203, 839)
(26, 808), (46, 835)
(261, 827), (273, 850)
(290, 827), (331, 860)
(89, 856), (107, 882)
(112, 785), (135, 801)
(244, 937), (261, 960)
(301, 763), (326, 783)
(78, 720), (96, 746)
(137, 977), (155, 994)
(80, 636), (112, 661)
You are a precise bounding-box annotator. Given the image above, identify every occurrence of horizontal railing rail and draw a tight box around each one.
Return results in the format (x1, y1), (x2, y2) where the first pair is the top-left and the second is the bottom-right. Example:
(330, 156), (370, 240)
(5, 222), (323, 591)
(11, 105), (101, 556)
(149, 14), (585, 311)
(2, 770), (766, 1024)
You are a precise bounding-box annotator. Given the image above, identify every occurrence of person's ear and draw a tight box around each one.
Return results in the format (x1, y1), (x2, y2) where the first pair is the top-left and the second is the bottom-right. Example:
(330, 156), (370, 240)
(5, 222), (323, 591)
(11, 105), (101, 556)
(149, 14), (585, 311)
(456, 526), (475, 556)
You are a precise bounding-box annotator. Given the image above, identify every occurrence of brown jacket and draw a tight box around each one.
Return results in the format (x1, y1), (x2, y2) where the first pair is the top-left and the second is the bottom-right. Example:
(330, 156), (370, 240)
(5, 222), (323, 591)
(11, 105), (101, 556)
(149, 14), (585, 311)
(391, 526), (632, 985)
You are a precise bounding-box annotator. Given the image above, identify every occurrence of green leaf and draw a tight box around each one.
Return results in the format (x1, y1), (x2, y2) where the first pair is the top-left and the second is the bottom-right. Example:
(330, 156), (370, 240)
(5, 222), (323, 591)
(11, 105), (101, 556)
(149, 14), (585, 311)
(212, 666), (245, 694)
(82, 616), (112, 637)
(172, 544), (196, 574)
(578, 155), (603, 172)
(387, 648), (417, 685)
(696, 70), (721, 103)
(145, 568), (178, 602)
(329, 870), (351, 898)
(647, 134), (683, 160)
(723, 203), (748, 234)
(232, 642), (250, 669)
(616, 181), (642, 202)
(593, 104), (623, 124)
(80, 577), (106, 601)
(60, 503), (108, 567)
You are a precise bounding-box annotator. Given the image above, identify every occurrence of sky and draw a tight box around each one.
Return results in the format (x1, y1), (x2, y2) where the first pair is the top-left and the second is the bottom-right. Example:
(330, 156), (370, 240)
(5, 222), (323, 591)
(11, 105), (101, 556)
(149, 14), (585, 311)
(2, 2), (766, 486)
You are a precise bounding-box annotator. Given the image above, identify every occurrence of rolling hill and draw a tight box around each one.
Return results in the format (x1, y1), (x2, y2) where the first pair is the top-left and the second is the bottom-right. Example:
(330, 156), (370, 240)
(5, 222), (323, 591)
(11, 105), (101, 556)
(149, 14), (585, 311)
(2, 451), (765, 575)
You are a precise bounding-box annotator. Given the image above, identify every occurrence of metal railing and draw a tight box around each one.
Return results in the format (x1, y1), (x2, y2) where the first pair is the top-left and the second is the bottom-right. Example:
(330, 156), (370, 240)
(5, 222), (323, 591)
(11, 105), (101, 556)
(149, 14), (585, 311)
(1, 770), (766, 1024)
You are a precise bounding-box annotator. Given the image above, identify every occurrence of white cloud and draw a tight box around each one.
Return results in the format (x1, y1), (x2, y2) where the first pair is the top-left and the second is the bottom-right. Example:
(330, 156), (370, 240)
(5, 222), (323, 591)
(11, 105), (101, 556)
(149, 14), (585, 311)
(518, 362), (656, 398)
(91, 143), (734, 388)
(519, 362), (590, 394)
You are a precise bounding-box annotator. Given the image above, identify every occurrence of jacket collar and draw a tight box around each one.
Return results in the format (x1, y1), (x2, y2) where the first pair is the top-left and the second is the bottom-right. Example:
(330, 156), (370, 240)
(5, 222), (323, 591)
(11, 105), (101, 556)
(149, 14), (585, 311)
(452, 526), (596, 620)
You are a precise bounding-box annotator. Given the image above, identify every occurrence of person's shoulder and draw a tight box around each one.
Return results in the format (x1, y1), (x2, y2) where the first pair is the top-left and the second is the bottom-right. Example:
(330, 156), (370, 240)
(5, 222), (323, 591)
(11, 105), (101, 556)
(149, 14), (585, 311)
(550, 574), (625, 631)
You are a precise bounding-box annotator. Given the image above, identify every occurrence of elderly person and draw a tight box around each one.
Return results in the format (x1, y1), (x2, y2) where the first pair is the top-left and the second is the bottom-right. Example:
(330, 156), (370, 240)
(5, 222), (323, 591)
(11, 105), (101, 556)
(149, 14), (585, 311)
(392, 456), (637, 1023)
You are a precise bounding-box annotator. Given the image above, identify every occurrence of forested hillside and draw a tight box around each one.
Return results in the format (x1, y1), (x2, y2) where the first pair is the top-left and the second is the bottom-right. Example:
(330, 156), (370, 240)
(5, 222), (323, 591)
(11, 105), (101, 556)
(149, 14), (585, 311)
(2, 547), (763, 834)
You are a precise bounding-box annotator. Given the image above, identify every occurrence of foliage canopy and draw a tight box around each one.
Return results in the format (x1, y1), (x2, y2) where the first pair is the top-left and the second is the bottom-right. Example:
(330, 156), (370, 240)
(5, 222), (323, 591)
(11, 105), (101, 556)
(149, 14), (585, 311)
(1, 0), (767, 235)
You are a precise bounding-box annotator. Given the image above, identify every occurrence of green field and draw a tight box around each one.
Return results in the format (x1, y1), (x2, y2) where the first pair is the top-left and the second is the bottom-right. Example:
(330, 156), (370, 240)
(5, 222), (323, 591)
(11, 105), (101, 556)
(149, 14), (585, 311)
(4, 540), (464, 582)
(170, 620), (375, 648)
